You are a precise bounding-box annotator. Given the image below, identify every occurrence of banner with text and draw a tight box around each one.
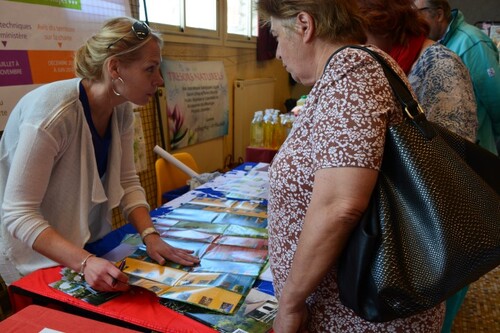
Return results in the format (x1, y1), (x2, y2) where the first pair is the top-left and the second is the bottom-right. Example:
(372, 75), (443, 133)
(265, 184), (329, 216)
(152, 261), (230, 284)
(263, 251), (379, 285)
(0, 0), (130, 131)
(161, 60), (229, 150)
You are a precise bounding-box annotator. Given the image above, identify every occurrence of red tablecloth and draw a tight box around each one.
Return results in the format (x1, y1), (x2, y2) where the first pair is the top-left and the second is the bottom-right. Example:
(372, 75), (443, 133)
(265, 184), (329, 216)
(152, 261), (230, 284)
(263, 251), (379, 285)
(9, 266), (217, 333)
(245, 147), (278, 163)
(0, 304), (139, 333)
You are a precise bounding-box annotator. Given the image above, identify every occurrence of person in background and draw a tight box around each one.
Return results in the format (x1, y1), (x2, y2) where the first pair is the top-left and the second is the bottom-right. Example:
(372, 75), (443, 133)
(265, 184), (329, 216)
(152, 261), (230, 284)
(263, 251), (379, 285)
(256, 0), (444, 332)
(0, 17), (199, 291)
(358, 0), (477, 143)
(414, 1), (500, 331)
(415, 0), (500, 155)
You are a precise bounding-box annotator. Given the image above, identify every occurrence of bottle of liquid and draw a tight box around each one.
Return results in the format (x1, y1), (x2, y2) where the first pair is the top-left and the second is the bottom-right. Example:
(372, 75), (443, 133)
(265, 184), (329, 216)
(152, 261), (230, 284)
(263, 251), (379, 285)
(285, 113), (295, 137)
(263, 110), (273, 148)
(250, 111), (264, 147)
(271, 113), (281, 149)
(274, 113), (287, 148)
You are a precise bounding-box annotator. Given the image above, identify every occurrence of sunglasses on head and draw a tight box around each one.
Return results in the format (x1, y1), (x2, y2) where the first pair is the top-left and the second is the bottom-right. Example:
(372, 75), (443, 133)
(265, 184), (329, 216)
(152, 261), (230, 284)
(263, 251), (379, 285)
(107, 21), (151, 49)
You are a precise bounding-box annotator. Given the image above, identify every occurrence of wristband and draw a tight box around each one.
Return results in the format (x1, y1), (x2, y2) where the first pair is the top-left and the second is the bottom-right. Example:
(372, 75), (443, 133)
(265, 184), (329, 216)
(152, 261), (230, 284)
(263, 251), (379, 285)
(141, 227), (160, 244)
(74, 253), (95, 282)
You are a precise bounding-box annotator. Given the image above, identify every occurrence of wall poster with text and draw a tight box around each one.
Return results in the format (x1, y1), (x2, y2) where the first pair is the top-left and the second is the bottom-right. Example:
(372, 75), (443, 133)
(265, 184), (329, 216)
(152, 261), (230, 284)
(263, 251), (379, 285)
(0, 0), (130, 131)
(161, 60), (229, 150)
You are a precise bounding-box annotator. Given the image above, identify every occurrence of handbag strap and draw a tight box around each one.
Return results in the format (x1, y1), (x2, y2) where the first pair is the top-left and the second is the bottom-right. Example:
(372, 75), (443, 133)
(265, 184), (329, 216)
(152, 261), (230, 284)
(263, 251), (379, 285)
(336, 45), (437, 139)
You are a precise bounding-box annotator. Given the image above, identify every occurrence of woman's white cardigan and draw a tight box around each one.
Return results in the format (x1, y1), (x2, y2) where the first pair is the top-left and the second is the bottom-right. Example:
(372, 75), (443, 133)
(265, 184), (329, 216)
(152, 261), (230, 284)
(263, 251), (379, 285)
(0, 78), (149, 276)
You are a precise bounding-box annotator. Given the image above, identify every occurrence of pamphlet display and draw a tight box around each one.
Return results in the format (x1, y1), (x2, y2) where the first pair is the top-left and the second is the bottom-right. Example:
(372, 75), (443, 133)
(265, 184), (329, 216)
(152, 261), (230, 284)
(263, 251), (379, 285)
(50, 164), (276, 332)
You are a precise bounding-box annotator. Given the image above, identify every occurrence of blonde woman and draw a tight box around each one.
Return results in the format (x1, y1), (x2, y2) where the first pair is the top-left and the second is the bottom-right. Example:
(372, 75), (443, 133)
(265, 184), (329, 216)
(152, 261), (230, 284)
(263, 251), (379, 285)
(0, 17), (199, 291)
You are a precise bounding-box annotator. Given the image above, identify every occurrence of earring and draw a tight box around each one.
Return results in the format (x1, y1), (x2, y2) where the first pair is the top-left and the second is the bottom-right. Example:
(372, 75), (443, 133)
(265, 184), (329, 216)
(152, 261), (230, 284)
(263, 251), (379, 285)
(112, 77), (124, 96)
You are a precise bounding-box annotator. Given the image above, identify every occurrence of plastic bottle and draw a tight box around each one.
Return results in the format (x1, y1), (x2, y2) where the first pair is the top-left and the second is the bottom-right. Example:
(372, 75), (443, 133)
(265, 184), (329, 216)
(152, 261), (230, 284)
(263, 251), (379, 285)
(250, 111), (264, 147)
(275, 113), (287, 148)
(297, 95), (307, 107)
(271, 113), (281, 149)
(293, 95), (307, 116)
(263, 111), (273, 148)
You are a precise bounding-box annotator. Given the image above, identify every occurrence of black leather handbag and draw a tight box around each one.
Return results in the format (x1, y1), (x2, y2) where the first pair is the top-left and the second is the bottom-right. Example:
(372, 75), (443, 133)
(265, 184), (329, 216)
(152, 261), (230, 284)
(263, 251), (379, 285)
(337, 46), (500, 322)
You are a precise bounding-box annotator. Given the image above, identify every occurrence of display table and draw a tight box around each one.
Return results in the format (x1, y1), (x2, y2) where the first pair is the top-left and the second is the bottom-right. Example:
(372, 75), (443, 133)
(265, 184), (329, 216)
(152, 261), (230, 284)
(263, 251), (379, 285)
(7, 162), (272, 333)
(0, 304), (140, 333)
(245, 147), (278, 164)
(8, 266), (216, 332)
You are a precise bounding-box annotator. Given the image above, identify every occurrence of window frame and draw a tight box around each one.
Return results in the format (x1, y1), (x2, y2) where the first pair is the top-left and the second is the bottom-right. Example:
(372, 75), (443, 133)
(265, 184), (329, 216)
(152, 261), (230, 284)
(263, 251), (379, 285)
(140, 0), (258, 49)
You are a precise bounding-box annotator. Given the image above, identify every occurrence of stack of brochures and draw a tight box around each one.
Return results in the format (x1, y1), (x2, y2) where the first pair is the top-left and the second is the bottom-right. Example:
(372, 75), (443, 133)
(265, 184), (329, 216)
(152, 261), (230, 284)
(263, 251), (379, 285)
(50, 195), (275, 332)
(124, 197), (270, 315)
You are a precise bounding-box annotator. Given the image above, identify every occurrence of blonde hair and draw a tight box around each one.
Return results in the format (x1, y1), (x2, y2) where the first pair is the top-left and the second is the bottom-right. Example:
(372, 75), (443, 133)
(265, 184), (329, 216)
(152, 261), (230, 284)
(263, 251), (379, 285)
(74, 17), (163, 81)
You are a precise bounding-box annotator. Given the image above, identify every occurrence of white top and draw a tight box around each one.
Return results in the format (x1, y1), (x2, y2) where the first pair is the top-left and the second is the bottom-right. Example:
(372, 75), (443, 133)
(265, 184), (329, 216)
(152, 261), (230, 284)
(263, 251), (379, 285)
(0, 78), (149, 277)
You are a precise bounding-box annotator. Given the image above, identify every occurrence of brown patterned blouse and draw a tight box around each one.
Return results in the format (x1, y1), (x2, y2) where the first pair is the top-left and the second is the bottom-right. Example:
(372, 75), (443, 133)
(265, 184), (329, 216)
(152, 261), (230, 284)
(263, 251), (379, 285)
(268, 46), (445, 332)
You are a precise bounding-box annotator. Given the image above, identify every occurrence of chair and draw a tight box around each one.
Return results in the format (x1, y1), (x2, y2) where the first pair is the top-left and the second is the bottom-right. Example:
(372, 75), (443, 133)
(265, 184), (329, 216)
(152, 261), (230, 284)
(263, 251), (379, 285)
(155, 152), (199, 207)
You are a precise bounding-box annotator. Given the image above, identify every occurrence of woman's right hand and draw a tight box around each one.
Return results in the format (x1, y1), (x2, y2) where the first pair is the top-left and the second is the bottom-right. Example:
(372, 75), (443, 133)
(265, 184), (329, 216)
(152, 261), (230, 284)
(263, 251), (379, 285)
(80, 256), (130, 292)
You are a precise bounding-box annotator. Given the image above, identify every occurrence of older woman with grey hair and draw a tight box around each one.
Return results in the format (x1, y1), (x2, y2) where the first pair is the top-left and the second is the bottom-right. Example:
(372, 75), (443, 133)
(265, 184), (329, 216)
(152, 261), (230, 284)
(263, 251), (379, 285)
(257, 0), (445, 331)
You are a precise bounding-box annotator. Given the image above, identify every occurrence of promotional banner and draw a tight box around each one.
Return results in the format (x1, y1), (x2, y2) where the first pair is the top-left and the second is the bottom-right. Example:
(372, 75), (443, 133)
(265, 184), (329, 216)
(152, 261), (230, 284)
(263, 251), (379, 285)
(0, 0), (131, 131)
(161, 60), (229, 150)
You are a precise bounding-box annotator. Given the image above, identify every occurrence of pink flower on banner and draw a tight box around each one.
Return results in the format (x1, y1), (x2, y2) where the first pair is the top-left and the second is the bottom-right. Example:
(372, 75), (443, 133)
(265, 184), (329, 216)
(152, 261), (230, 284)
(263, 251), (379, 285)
(167, 104), (188, 147)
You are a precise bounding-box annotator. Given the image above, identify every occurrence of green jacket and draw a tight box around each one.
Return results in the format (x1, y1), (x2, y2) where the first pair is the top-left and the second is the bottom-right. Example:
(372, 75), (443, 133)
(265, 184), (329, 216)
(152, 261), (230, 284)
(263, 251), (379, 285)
(441, 9), (500, 154)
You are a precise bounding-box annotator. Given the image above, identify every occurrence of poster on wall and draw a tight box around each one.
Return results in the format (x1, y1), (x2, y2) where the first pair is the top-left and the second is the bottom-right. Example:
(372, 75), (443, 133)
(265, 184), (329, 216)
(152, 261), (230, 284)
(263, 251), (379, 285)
(0, 0), (131, 131)
(161, 60), (229, 150)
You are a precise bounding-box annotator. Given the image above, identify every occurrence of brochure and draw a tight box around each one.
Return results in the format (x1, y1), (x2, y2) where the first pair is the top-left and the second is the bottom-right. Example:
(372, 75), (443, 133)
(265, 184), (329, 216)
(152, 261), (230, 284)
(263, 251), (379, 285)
(215, 236), (268, 250)
(192, 259), (263, 277)
(49, 267), (120, 306)
(213, 213), (268, 228)
(188, 197), (268, 218)
(121, 257), (187, 286)
(159, 228), (219, 243)
(173, 221), (230, 234)
(159, 203), (268, 229)
(176, 272), (255, 295)
(163, 206), (220, 223)
(160, 288), (277, 333)
(203, 244), (268, 264)
(222, 225), (268, 239)
(160, 285), (243, 314)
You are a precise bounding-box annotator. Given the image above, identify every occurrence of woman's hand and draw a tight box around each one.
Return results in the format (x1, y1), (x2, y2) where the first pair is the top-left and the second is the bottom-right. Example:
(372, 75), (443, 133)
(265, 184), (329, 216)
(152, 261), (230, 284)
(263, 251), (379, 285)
(273, 301), (309, 333)
(128, 208), (200, 266)
(144, 233), (200, 266)
(80, 256), (130, 292)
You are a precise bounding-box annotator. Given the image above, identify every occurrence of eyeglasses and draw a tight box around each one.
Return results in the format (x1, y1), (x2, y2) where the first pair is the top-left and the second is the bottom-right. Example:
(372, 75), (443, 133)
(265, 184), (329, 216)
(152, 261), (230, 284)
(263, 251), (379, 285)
(418, 6), (439, 11)
(107, 21), (151, 49)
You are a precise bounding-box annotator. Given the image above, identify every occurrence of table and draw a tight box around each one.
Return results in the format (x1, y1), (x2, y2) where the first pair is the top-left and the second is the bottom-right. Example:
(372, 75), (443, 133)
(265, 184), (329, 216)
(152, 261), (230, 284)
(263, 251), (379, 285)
(8, 162), (273, 332)
(0, 304), (140, 333)
(9, 267), (215, 332)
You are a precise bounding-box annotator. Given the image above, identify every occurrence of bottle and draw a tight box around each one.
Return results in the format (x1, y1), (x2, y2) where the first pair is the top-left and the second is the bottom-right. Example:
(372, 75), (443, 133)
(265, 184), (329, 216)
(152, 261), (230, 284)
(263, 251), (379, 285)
(275, 113), (287, 148)
(271, 113), (281, 149)
(250, 111), (264, 147)
(297, 95), (307, 107)
(293, 95), (307, 116)
(263, 111), (273, 148)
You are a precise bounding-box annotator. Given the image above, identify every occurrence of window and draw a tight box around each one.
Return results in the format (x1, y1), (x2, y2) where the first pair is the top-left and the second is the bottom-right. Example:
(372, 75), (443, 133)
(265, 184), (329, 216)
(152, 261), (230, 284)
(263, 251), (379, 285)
(140, 0), (220, 44)
(227, 0), (258, 39)
(139, 0), (257, 47)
